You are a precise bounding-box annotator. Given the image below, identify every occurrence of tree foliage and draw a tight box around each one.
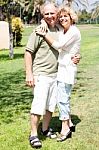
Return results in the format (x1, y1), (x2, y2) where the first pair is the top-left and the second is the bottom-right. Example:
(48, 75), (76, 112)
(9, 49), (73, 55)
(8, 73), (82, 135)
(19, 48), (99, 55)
(78, 9), (91, 23)
(91, 1), (99, 19)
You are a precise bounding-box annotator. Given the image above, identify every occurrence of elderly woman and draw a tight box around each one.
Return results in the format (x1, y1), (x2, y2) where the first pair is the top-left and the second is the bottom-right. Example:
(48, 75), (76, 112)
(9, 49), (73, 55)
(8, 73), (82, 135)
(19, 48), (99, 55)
(36, 5), (81, 142)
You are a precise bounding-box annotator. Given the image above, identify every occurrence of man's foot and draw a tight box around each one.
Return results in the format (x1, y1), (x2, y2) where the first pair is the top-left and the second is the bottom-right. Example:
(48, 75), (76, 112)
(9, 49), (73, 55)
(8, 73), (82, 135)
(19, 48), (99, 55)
(41, 128), (57, 139)
(29, 136), (42, 148)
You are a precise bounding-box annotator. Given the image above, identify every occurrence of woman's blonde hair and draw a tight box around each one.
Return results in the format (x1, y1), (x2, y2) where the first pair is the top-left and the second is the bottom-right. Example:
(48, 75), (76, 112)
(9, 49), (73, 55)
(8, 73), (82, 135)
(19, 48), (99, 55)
(58, 6), (78, 24)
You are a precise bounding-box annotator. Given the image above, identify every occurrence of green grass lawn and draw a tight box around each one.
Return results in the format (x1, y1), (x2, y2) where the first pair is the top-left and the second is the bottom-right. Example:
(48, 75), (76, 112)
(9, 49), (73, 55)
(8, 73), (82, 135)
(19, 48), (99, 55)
(0, 24), (99, 150)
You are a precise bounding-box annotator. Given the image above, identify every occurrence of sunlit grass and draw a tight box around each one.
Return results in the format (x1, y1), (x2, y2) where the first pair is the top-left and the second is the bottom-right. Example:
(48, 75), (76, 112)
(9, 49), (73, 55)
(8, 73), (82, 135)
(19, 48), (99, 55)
(0, 25), (99, 150)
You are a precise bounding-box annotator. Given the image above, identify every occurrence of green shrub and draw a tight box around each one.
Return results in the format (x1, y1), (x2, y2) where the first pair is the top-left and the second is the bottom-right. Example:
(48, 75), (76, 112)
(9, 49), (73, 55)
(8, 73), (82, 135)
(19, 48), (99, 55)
(12, 17), (23, 46)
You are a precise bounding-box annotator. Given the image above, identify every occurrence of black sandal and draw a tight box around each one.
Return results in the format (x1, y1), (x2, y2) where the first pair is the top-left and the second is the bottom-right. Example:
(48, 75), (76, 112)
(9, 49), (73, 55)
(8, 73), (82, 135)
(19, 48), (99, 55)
(70, 125), (76, 132)
(41, 128), (57, 139)
(29, 136), (42, 148)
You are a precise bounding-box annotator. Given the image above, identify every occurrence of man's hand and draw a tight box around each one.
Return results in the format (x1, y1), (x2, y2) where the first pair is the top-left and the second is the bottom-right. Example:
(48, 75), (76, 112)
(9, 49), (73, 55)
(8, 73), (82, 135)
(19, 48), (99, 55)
(71, 53), (81, 64)
(26, 73), (35, 87)
(25, 50), (34, 87)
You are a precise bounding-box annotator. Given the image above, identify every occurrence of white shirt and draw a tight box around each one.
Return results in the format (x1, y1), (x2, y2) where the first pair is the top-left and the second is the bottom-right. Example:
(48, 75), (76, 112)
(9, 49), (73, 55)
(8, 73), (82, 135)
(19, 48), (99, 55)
(52, 25), (81, 84)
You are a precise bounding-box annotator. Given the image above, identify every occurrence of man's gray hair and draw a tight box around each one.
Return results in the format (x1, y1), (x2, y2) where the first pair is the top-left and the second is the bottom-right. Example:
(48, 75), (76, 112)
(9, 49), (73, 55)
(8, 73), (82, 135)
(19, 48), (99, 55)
(40, 2), (58, 15)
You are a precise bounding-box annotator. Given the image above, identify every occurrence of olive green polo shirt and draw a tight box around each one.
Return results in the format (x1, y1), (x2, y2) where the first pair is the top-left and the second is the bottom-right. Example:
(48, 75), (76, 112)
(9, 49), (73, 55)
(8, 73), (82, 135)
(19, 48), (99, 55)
(26, 27), (59, 76)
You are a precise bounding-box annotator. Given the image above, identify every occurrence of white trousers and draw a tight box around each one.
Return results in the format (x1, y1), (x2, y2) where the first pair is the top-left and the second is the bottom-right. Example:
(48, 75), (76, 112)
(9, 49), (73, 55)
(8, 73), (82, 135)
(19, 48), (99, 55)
(31, 74), (57, 115)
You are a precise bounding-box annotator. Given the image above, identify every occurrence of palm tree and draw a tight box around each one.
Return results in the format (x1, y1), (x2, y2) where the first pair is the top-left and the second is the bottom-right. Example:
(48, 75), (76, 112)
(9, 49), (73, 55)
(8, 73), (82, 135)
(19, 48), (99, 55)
(18, 0), (45, 23)
(0, 0), (7, 20)
(54, 0), (89, 8)
(13, 0), (89, 21)
(69, 0), (88, 8)
(91, 1), (99, 19)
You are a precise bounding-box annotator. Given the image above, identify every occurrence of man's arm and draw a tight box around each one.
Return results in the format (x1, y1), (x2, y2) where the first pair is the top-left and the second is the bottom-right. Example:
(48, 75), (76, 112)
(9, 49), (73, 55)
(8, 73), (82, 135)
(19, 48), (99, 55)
(24, 50), (34, 87)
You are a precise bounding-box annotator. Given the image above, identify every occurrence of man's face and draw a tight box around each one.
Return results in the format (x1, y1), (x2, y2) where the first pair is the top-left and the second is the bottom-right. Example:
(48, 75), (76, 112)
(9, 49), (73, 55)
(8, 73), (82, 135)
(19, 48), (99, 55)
(43, 4), (57, 27)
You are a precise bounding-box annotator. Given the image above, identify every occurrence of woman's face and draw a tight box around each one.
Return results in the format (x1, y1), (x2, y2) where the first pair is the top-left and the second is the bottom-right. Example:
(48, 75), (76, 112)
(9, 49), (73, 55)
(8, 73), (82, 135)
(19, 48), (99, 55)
(59, 12), (71, 30)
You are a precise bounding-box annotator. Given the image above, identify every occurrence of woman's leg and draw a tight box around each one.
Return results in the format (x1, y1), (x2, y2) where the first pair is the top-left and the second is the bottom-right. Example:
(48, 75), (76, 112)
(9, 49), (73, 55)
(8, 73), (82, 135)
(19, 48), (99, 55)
(57, 81), (72, 134)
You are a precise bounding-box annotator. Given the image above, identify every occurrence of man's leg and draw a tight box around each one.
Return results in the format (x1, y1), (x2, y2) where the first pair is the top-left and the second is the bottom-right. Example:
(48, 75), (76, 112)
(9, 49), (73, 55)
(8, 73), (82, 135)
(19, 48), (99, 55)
(41, 110), (57, 139)
(42, 110), (52, 131)
(29, 114), (42, 148)
(41, 76), (57, 138)
(31, 114), (41, 136)
(30, 75), (49, 135)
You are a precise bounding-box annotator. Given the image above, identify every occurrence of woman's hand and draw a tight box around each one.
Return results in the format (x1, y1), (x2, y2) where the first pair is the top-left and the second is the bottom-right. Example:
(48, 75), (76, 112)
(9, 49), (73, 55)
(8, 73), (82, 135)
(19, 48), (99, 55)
(35, 19), (48, 36)
(35, 27), (47, 37)
(40, 19), (48, 32)
(71, 53), (81, 64)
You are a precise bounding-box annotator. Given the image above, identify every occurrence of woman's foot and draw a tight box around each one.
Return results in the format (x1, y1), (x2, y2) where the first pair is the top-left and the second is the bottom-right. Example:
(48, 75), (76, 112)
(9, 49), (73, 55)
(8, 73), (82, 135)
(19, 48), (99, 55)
(70, 125), (75, 132)
(57, 130), (72, 142)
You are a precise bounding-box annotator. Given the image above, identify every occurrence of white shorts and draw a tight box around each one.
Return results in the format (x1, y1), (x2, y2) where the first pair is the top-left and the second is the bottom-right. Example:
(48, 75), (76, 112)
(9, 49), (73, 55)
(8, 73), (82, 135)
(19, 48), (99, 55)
(31, 74), (57, 115)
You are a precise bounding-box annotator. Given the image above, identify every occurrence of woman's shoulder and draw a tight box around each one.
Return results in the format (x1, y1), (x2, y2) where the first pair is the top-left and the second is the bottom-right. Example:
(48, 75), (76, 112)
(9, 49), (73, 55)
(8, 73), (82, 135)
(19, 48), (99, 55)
(70, 25), (78, 30)
(70, 25), (81, 34)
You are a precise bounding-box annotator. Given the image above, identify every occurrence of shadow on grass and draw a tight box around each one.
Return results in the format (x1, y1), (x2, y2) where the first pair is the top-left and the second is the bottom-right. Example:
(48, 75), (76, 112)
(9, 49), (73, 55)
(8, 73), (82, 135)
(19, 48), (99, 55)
(50, 115), (81, 132)
(38, 114), (81, 141)
(72, 70), (93, 97)
(0, 53), (24, 61)
(0, 69), (84, 125)
(0, 70), (32, 124)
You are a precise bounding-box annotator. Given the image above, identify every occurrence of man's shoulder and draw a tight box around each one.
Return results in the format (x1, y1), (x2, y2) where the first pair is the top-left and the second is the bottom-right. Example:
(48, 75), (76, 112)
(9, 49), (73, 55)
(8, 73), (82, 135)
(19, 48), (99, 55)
(29, 30), (36, 37)
(56, 24), (63, 31)
(29, 30), (43, 41)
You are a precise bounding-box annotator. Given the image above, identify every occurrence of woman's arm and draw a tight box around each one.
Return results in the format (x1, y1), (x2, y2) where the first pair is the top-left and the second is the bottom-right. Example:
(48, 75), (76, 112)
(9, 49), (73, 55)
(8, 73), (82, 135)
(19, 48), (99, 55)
(36, 26), (78, 50)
